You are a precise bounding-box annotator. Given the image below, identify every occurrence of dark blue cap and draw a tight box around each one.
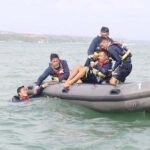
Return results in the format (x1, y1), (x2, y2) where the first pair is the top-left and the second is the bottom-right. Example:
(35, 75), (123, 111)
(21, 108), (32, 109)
(101, 26), (109, 33)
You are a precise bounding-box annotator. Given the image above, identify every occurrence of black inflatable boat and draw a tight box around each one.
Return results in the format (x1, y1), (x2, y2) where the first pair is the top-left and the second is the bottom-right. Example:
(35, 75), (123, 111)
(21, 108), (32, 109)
(43, 82), (150, 112)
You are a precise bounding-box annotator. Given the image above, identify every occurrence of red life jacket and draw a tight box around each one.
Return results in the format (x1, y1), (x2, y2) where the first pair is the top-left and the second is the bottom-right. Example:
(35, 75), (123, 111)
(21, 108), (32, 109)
(21, 96), (29, 101)
(98, 59), (109, 66)
(98, 61), (107, 66)
(52, 63), (64, 77)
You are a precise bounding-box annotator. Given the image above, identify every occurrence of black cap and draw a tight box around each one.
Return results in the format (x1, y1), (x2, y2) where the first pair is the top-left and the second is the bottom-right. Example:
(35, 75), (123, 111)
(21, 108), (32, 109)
(101, 26), (109, 33)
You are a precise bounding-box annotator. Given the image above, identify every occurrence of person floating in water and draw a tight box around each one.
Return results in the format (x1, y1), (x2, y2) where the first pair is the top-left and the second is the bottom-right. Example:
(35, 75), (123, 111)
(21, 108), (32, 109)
(99, 37), (132, 85)
(12, 82), (48, 102)
(63, 50), (112, 91)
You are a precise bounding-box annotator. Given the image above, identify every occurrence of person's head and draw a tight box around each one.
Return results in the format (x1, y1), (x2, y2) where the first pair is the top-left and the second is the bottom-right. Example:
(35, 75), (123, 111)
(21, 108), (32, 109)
(100, 26), (109, 38)
(98, 50), (109, 63)
(99, 37), (110, 50)
(50, 53), (60, 68)
(17, 86), (28, 97)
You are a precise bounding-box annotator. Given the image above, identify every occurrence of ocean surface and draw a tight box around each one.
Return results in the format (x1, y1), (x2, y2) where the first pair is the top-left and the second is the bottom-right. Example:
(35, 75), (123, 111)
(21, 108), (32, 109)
(0, 34), (150, 150)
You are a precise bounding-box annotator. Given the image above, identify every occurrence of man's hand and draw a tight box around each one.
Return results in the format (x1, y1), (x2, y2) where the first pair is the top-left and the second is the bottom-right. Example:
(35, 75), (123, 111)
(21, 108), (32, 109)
(90, 61), (95, 68)
(33, 85), (39, 94)
(52, 77), (59, 82)
(42, 82), (49, 88)
(90, 61), (98, 68)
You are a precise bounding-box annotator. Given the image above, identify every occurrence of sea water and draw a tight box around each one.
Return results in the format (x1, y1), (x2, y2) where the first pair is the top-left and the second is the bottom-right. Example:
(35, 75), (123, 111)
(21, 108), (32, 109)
(0, 35), (150, 150)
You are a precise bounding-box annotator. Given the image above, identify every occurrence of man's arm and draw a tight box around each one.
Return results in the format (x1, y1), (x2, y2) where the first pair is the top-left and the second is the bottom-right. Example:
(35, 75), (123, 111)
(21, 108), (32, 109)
(36, 67), (52, 86)
(84, 57), (95, 67)
(87, 36), (100, 55)
(32, 82), (49, 98)
(108, 47), (122, 71)
(108, 37), (114, 43)
(95, 63), (112, 75)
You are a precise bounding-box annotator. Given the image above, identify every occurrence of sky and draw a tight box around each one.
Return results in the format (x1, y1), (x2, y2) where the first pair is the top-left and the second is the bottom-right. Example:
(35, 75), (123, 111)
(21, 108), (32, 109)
(0, 0), (150, 40)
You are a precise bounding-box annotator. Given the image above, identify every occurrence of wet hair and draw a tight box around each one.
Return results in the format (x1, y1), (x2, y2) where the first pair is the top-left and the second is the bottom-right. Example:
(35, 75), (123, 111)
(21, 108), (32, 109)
(99, 36), (109, 44)
(50, 53), (59, 61)
(99, 50), (109, 58)
(17, 86), (24, 95)
(101, 26), (109, 33)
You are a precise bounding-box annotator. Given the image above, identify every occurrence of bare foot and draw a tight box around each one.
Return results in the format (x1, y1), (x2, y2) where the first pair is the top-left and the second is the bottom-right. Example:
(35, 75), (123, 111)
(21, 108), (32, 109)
(76, 79), (83, 84)
(63, 81), (71, 88)
(61, 80), (66, 83)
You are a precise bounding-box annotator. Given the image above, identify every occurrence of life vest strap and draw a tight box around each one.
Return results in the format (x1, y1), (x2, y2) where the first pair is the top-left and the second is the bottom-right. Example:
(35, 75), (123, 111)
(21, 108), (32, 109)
(51, 63), (64, 77)
(92, 68), (106, 78)
(121, 49), (131, 60)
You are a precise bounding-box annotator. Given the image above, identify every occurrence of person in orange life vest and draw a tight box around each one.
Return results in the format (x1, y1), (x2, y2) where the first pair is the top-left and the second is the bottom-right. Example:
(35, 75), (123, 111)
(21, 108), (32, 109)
(63, 50), (112, 89)
(35, 53), (70, 89)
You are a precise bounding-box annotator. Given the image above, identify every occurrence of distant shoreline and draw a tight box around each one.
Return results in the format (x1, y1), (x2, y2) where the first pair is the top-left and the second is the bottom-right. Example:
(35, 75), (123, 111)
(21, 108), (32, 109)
(0, 31), (92, 43)
(0, 31), (149, 43)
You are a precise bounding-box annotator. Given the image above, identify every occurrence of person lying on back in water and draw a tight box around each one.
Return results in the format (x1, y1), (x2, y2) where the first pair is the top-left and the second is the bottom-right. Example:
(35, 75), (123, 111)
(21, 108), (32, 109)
(99, 37), (132, 85)
(12, 82), (48, 102)
(34, 53), (70, 91)
(62, 50), (112, 90)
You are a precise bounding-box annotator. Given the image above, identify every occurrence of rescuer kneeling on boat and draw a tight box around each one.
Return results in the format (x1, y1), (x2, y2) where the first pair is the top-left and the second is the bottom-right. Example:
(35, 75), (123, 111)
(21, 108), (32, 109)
(99, 37), (132, 85)
(63, 50), (112, 90)
(34, 53), (70, 92)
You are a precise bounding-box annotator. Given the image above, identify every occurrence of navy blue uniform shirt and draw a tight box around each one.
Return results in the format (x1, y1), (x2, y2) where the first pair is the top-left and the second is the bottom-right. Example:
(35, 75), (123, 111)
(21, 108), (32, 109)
(87, 36), (113, 55)
(36, 60), (70, 86)
(95, 61), (112, 76)
(108, 44), (131, 70)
